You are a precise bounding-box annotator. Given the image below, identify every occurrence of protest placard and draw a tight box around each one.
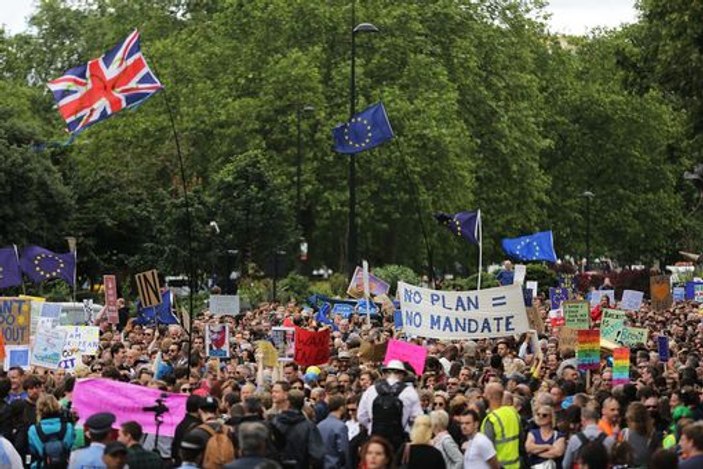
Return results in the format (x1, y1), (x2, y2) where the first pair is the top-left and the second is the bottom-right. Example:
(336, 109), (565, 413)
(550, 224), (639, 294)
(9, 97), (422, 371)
(549, 308), (565, 328)
(206, 324), (230, 358)
(271, 327), (295, 362)
(359, 341), (388, 363)
(577, 329), (600, 371)
(135, 269), (161, 308)
(22, 295), (46, 336)
(601, 309), (627, 342)
(590, 290), (615, 307)
(526, 307), (544, 334)
(384, 339), (427, 375)
(57, 326), (99, 371)
(103, 275), (119, 324)
(526, 281), (538, 297)
(3, 345), (30, 370)
(397, 282), (528, 340)
(559, 326), (578, 353)
(657, 336), (669, 362)
(347, 266), (390, 299)
(620, 290), (644, 311)
(514, 264), (527, 285)
(673, 287), (686, 302)
(37, 317), (58, 332)
(31, 328), (67, 370)
(0, 298), (30, 345)
(209, 295), (240, 316)
(619, 326), (648, 347)
(73, 378), (187, 437)
(563, 301), (590, 330)
(549, 288), (569, 310)
(650, 275), (673, 311)
(294, 327), (330, 367)
(613, 347), (630, 386)
(255, 340), (278, 368)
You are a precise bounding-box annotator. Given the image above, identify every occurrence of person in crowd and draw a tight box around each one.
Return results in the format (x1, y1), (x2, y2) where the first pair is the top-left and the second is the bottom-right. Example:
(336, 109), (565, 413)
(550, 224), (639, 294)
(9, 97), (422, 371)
(459, 409), (499, 469)
(223, 422), (277, 468)
(525, 404), (565, 468)
(317, 394), (350, 469)
(69, 412), (117, 469)
(28, 394), (75, 469)
(5, 368), (27, 404)
(481, 382), (521, 469)
(563, 407), (613, 469)
(172, 395), (204, 466)
(598, 397), (621, 437)
(270, 389), (325, 468)
(359, 435), (395, 469)
(102, 441), (128, 469)
(117, 421), (163, 468)
(679, 423), (703, 469)
(430, 409), (463, 469)
(394, 414), (445, 468)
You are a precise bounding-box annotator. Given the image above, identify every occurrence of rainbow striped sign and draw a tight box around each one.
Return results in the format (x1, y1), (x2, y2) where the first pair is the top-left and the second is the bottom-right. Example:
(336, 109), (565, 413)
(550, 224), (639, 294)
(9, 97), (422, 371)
(577, 329), (601, 371)
(613, 347), (630, 386)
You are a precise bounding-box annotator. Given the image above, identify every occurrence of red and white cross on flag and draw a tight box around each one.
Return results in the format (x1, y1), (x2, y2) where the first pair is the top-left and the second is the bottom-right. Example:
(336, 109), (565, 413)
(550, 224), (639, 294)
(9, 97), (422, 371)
(47, 30), (163, 134)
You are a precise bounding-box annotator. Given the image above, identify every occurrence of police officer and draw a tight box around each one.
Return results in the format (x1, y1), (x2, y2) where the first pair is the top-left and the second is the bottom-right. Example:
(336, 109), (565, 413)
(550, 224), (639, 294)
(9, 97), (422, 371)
(69, 412), (116, 469)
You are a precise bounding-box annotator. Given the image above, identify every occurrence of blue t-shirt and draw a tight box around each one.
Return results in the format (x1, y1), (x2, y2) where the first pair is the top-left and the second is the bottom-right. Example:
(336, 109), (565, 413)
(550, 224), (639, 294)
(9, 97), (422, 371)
(497, 270), (514, 286)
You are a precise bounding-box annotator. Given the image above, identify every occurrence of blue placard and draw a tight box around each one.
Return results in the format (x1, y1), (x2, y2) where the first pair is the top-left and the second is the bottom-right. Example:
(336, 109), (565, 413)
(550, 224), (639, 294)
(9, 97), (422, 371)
(673, 287), (686, 303)
(658, 335), (670, 362)
(357, 299), (378, 315)
(331, 303), (355, 318)
(393, 310), (403, 329)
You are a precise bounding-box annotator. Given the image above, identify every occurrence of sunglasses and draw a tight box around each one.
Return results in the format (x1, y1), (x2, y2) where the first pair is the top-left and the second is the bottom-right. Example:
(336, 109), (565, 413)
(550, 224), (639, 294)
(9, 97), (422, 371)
(434, 402), (445, 407)
(348, 407), (358, 412)
(538, 413), (551, 418)
(181, 387), (191, 393)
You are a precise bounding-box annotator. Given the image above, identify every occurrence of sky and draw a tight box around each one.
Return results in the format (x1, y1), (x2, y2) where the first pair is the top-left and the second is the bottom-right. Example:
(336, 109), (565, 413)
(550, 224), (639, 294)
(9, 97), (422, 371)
(0, 0), (638, 36)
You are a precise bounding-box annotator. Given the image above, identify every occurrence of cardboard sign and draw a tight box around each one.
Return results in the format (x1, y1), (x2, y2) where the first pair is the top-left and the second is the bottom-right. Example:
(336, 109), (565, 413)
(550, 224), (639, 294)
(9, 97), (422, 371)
(620, 290), (644, 311)
(590, 290), (615, 307)
(657, 335), (669, 362)
(31, 328), (67, 370)
(359, 341), (388, 363)
(347, 266), (390, 299)
(271, 327), (295, 362)
(206, 324), (230, 358)
(0, 298), (30, 345)
(613, 347), (630, 386)
(650, 275), (673, 311)
(577, 329), (600, 371)
(255, 340), (278, 368)
(558, 326), (578, 353)
(104, 275), (119, 324)
(384, 339), (427, 375)
(294, 327), (330, 367)
(60, 326), (99, 355)
(564, 301), (590, 330)
(619, 326), (648, 347)
(209, 295), (240, 316)
(526, 307), (544, 333)
(601, 309), (626, 342)
(135, 269), (162, 308)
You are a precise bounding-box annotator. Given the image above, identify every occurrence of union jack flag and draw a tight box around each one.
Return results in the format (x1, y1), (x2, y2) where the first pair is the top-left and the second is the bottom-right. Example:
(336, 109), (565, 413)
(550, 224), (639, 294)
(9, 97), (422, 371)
(47, 30), (163, 134)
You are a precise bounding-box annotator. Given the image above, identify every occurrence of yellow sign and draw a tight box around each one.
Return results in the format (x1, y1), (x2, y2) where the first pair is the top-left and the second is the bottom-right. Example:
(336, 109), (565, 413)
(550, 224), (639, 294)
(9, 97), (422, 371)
(135, 270), (161, 308)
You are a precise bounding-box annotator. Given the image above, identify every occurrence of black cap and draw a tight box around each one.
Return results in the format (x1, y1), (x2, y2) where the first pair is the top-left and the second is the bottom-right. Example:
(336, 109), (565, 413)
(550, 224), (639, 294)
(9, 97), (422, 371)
(85, 412), (116, 436)
(103, 441), (128, 456)
(199, 396), (218, 413)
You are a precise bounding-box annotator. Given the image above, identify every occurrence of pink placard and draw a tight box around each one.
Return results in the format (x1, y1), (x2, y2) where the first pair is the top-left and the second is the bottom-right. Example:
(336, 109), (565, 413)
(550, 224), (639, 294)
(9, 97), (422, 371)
(103, 275), (119, 324)
(383, 339), (427, 375)
(73, 378), (187, 437)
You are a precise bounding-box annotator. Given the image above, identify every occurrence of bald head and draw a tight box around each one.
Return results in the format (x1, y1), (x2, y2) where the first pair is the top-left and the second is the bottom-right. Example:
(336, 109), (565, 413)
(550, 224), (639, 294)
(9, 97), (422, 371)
(485, 382), (504, 406)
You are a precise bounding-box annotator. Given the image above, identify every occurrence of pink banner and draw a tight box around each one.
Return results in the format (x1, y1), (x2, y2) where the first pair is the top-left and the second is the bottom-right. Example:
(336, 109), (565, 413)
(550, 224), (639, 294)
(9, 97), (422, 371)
(103, 275), (119, 324)
(73, 378), (187, 437)
(383, 339), (427, 375)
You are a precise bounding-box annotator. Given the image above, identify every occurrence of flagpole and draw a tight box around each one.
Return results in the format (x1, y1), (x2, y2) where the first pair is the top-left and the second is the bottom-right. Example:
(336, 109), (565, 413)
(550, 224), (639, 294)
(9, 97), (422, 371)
(13, 245), (26, 296)
(477, 210), (483, 290)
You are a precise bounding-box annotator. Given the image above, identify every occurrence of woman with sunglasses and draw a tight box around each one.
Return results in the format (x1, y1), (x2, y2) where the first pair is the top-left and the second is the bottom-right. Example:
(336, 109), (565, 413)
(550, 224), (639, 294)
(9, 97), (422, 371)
(526, 405), (565, 469)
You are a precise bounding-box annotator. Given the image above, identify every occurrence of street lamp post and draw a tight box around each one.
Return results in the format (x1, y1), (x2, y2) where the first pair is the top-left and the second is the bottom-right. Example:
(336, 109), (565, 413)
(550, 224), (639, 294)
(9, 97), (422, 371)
(272, 249), (286, 301)
(582, 191), (595, 271)
(348, 19), (379, 279)
(296, 105), (315, 228)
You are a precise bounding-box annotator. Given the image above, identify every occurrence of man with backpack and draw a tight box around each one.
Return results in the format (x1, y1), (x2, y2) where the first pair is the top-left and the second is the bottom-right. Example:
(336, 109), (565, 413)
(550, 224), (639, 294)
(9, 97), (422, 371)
(185, 396), (235, 469)
(270, 389), (325, 468)
(357, 360), (422, 452)
(562, 407), (614, 469)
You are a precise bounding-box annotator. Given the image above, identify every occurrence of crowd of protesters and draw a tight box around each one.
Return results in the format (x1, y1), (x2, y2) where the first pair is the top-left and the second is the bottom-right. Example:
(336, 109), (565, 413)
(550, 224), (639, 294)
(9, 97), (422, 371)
(1, 274), (703, 469)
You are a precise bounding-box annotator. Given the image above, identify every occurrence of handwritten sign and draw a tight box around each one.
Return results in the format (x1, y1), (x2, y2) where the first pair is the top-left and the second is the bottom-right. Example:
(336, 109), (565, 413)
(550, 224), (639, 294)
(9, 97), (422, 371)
(601, 309), (627, 342)
(31, 328), (67, 370)
(650, 275), (672, 311)
(209, 295), (240, 316)
(104, 275), (119, 324)
(271, 327), (295, 362)
(577, 329), (600, 371)
(620, 290), (644, 311)
(397, 282), (529, 340)
(619, 326), (648, 347)
(206, 324), (230, 358)
(559, 326), (578, 353)
(564, 301), (590, 329)
(384, 339), (427, 375)
(58, 326), (99, 371)
(294, 327), (330, 367)
(613, 347), (630, 386)
(0, 298), (30, 345)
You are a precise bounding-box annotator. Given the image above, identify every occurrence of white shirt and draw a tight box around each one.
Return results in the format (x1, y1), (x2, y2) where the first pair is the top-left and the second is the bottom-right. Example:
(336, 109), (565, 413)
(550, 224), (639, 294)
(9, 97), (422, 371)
(357, 377), (423, 433)
(0, 437), (23, 469)
(463, 432), (496, 469)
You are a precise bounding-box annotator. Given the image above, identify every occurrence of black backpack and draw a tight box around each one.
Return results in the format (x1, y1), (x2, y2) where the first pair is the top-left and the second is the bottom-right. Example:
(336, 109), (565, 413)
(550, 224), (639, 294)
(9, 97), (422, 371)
(35, 420), (69, 469)
(371, 381), (405, 449)
(574, 431), (607, 469)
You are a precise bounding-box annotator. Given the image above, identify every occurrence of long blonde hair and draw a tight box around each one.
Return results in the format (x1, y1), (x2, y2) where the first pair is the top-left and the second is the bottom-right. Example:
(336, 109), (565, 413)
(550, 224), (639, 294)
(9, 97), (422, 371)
(36, 395), (61, 422)
(410, 415), (433, 444)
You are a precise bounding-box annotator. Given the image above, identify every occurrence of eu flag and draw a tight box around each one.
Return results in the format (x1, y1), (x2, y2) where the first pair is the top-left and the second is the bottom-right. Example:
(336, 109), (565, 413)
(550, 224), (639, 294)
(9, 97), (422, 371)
(0, 247), (22, 289)
(134, 290), (178, 325)
(434, 211), (481, 245)
(19, 245), (76, 285)
(501, 231), (557, 263)
(332, 102), (394, 154)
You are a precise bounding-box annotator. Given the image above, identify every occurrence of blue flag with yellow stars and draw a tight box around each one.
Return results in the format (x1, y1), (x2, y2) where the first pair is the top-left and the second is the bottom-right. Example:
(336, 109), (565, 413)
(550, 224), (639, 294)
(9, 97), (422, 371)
(434, 211), (481, 245)
(0, 246), (22, 289)
(19, 245), (75, 285)
(332, 102), (394, 154)
(502, 231), (557, 263)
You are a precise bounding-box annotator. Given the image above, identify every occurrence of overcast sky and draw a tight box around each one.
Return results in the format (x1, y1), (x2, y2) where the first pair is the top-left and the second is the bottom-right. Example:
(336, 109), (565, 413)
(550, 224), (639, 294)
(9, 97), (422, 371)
(1, 0), (637, 35)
